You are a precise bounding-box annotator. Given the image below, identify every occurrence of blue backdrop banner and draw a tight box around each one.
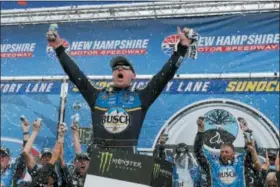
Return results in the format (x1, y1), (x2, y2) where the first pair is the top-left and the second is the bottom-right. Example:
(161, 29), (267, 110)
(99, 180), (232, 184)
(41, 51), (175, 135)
(1, 12), (279, 76)
(1, 12), (279, 163)
(65, 77), (279, 150)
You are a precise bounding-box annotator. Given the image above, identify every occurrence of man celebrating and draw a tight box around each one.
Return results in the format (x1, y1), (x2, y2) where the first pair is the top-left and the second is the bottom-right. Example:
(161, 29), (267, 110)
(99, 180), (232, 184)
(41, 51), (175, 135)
(194, 116), (261, 187)
(47, 26), (198, 152)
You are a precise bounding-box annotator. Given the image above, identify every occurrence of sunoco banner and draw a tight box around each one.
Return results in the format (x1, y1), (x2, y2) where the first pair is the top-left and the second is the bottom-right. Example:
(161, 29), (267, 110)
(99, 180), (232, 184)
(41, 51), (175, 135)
(1, 12), (279, 76)
(69, 78), (280, 94)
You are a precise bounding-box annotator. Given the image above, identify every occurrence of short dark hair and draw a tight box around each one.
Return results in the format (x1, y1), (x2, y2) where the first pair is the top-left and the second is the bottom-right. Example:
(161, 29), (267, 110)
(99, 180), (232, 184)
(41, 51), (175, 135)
(221, 142), (234, 151)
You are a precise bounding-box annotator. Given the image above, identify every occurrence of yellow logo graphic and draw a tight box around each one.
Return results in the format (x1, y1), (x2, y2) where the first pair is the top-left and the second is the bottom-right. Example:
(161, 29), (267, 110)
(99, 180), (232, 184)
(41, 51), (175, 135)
(226, 81), (279, 92)
(72, 81), (113, 92)
(153, 163), (161, 179)
(99, 152), (113, 175)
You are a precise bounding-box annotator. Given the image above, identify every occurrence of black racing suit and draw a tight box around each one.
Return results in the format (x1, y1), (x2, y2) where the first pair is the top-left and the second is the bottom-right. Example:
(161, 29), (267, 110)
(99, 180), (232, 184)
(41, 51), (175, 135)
(55, 43), (187, 151)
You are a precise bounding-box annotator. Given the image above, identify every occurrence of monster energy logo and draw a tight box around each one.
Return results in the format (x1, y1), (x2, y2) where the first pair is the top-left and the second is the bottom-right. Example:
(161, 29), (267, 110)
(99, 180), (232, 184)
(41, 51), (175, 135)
(99, 152), (113, 175)
(153, 163), (161, 178)
(153, 163), (172, 179)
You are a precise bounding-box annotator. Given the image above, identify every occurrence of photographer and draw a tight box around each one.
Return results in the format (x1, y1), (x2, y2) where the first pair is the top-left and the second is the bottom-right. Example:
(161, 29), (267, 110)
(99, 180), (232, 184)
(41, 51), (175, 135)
(173, 143), (195, 187)
(153, 133), (168, 160)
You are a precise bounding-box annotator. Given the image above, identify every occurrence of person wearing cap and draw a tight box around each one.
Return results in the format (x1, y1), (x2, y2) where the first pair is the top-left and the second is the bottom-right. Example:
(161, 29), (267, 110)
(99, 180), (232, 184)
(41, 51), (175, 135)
(258, 150), (280, 187)
(1, 118), (30, 187)
(29, 141), (63, 187)
(61, 152), (90, 187)
(173, 143), (203, 187)
(59, 124), (90, 187)
(1, 146), (16, 187)
(26, 122), (67, 187)
(22, 119), (53, 179)
(47, 26), (199, 153)
(40, 148), (53, 166)
(22, 119), (64, 187)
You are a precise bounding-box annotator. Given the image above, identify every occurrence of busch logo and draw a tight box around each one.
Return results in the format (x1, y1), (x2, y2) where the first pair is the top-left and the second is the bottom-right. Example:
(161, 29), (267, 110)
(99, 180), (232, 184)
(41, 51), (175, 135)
(102, 115), (130, 124)
(102, 107), (131, 133)
(218, 167), (237, 184)
(99, 152), (113, 175)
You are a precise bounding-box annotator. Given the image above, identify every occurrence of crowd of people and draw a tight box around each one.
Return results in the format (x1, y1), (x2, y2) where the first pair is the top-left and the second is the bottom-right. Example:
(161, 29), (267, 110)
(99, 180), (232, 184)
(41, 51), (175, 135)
(1, 115), (279, 187)
(1, 25), (279, 187)
(154, 117), (280, 187)
(1, 117), (89, 187)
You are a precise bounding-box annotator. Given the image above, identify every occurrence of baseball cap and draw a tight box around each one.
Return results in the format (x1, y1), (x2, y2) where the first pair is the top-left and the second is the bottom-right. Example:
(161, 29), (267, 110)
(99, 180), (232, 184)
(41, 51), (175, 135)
(175, 143), (189, 154)
(75, 152), (90, 161)
(0, 146), (10, 157)
(41, 148), (52, 156)
(110, 56), (135, 73)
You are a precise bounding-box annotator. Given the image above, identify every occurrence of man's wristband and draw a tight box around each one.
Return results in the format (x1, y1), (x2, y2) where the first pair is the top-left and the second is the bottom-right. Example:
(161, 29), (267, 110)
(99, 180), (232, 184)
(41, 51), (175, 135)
(198, 128), (205, 133)
(23, 132), (29, 135)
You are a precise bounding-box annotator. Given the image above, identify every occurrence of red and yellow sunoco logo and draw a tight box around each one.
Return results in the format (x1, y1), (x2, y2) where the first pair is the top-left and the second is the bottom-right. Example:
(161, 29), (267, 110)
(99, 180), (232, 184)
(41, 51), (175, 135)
(72, 81), (113, 92)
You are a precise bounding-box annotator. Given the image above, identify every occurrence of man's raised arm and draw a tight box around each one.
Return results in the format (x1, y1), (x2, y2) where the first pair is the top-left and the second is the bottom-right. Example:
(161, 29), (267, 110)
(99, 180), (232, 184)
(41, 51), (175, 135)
(138, 27), (199, 109)
(193, 117), (210, 175)
(22, 118), (42, 170)
(47, 31), (100, 105)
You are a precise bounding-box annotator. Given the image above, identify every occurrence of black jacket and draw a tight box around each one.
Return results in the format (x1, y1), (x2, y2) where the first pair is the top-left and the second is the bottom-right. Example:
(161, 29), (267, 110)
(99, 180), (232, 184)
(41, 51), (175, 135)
(55, 43), (188, 148)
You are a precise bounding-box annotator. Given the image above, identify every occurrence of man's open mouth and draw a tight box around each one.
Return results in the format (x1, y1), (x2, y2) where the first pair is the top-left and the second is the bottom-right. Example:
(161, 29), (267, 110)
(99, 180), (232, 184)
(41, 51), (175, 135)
(117, 73), (124, 79)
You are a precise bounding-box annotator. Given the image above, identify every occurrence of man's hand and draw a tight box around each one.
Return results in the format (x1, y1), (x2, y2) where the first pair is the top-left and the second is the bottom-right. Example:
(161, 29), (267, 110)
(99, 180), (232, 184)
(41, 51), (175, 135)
(32, 118), (42, 132)
(177, 26), (192, 46)
(197, 116), (205, 132)
(238, 117), (250, 132)
(275, 151), (279, 171)
(21, 119), (30, 133)
(58, 123), (67, 134)
(246, 141), (256, 152)
(46, 31), (63, 49)
(58, 123), (67, 143)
